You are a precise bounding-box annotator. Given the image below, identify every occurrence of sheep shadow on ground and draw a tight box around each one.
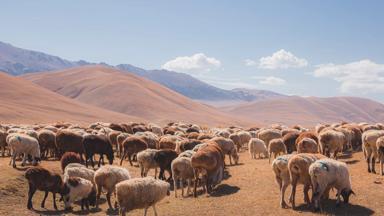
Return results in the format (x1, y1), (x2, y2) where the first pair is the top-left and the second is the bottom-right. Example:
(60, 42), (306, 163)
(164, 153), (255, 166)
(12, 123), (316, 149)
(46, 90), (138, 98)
(295, 199), (374, 215)
(345, 159), (360, 165)
(338, 153), (353, 159)
(210, 184), (240, 197)
(14, 166), (31, 171)
(33, 208), (68, 215)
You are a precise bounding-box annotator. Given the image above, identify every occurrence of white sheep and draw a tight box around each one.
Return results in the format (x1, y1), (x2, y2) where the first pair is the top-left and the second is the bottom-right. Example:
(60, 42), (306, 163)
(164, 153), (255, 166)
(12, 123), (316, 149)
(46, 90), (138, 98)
(94, 165), (131, 210)
(64, 163), (95, 185)
(309, 158), (355, 211)
(271, 154), (295, 208)
(137, 149), (159, 178)
(116, 177), (170, 216)
(362, 130), (384, 173)
(248, 138), (268, 159)
(171, 156), (194, 197)
(63, 176), (96, 211)
(7, 133), (40, 168)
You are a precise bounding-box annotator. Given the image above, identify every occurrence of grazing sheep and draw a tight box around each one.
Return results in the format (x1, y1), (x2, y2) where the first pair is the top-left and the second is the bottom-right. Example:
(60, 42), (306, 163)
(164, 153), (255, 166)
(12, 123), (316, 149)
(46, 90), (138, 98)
(237, 131), (252, 151)
(344, 125), (362, 150)
(37, 129), (56, 159)
(229, 133), (241, 152)
(158, 136), (178, 150)
(318, 129), (346, 159)
(61, 152), (82, 173)
(295, 131), (318, 146)
(8, 133), (40, 168)
(197, 133), (213, 141)
(281, 128), (300, 137)
(187, 132), (199, 139)
(136, 132), (159, 149)
(56, 130), (84, 159)
(268, 138), (287, 163)
(116, 133), (130, 158)
(83, 134), (114, 168)
(94, 165), (131, 210)
(258, 129), (282, 148)
(192, 143), (224, 196)
(108, 130), (121, 152)
(137, 149), (159, 178)
(377, 136), (384, 175)
(288, 153), (326, 209)
(192, 143), (208, 152)
(116, 177), (170, 216)
(210, 137), (239, 165)
(0, 130), (8, 156)
(62, 177), (96, 211)
(149, 123), (164, 136)
(154, 149), (178, 181)
(120, 136), (148, 166)
(64, 163), (95, 185)
(25, 167), (65, 210)
(178, 139), (202, 152)
(172, 157), (194, 197)
(362, 130), (384, 173)
(309, 158), (355, 211)
(272, 154), (295, 208)
(297, 138), (318, 154)
(283, 131), (300, 154)
(248, 138), (268, 159)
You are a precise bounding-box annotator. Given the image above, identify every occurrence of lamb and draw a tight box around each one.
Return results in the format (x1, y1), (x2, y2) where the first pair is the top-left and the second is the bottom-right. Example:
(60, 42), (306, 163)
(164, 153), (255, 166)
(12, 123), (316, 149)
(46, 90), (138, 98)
(171, 156), (194, 197)
(248, 138), (268, 159)
(94, 165), (131, 210)
(8, 133), (40, 168)
(37, 129), (56, 159)
(297, 138), (318, 153)
(258, 129), (282, 148)
(288, 153), (326, 209)
(268, 138), (287, 163)
(272, 154), (295, 208)
(137, 149), (159, 178)
(377, 136), (384, 175)
(192, 143), (224, 196)
(62, 177), (96, 211)
(83, 134), (114, 168)
(362, 130), (384, 173)
(210, 137), (239, 165)
(153, 149), (178, 181)
(309, 158), (355, 211)
(25, 167), (66, 210)
(116, 177), (170, 216)
(56, 129), (84, 159)
(318, 129), (346, 159)
(282, 131), (300, 154)
(61, 152), (82, 172)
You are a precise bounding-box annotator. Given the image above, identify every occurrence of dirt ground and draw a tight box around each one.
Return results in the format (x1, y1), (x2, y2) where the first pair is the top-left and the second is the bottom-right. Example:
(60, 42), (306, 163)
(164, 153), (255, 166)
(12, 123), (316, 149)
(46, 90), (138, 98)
(0, 151), (382, 216)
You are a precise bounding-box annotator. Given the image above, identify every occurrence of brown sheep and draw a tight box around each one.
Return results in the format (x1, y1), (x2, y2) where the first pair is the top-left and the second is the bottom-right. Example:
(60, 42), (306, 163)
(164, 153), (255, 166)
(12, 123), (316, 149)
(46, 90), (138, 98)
(282, 131), (299, 154)
(258, 129), (282, 148)
(268, 138), (287, 163)
(210, 137), (239, 165)
(187, 132), (199, 140)
(56, 130), (84, 159)
(229, 133), (242, 152)
(288, 153), (326, 209)
(60, 152), (82, 172)
(25, 167), (66, 210)
(120, 137), (148, 166)
(297, 138), (318, 153)
(37, 129), (56, 159)
(0, 130), (8, 156)
(295, 131), (318, 146)
(108, 130), (122, 152)
(197, 133), (213, 140)
(192, 143), (224, 197)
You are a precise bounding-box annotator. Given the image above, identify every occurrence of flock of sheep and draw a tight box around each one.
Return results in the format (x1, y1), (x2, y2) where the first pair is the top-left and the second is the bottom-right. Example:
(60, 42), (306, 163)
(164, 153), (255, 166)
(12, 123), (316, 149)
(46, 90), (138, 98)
(1, 121), (384, 215)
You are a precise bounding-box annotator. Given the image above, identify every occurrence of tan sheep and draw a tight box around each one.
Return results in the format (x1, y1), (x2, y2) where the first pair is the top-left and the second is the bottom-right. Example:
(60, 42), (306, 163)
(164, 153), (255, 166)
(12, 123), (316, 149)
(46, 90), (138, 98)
(297, 138), (318, 153)
(272, 154), (295, 208)
(268, 138), (286, 163)
(258, 129), (282, 148)
(318, 129), (345, 159)
(377, 136), (384, 175)
(363, 130), (384, 173)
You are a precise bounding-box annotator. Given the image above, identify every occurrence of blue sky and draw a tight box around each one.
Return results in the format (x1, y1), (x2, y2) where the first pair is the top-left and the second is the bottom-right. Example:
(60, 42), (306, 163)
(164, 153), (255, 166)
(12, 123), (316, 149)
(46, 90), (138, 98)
(1, 0), (384, 101)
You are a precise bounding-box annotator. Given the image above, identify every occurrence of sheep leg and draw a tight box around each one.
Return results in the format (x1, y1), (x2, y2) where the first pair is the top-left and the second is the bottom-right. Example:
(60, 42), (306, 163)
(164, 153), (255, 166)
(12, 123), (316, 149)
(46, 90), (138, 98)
(229, 155), (232, 165)
(380, 155), (384, 176)
(193, 170), (199, 197)
(144, 207), (149, 216)
(21, 154), (27, 166)
(96, 185), (102, 208)
(106, 192), (112, 210)
(269, 153), (272, 163)
(280, 181), (289, 208)
(371, 156), (376, 174)
(52, 192), (58, 210)
(289, 179), (297, 209)
(41, 191), (49, 208)
(187, 179), (191, 197)
(81, 199), (85, 211)
(174, 178), (178, 198)
(120, 152), (127, 166)
(120, 207), (126, 216)
(140, 165), (144, 177)
(181, 178), (184, 197)
(367, 154), (372, 173)
(98, 154), (103, 167)
(152, 204), (158, 216)
(304, 184), (311, 204)
(159, 168), (165, 180)
(128, 153), (133, 166)
(27, 183), (36, 209)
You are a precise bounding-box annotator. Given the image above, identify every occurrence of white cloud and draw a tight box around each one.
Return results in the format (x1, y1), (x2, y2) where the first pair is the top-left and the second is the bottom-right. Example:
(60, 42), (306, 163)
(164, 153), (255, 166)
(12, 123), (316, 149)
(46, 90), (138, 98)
(162, 53), (221, 73)
(258, 49), (308, 69)
(244, 59), (257, 66)
(314, 59), (384, 94)
(252, 76), (286, 86)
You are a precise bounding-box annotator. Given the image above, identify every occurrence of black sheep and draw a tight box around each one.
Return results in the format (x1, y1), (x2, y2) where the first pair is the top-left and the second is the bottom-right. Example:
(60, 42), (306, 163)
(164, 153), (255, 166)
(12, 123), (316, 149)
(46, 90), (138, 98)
(83, 134), (114, 168)
(153, 149), (178, 181)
